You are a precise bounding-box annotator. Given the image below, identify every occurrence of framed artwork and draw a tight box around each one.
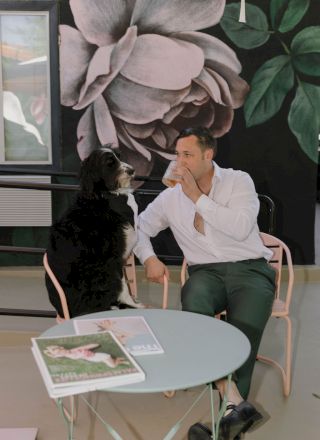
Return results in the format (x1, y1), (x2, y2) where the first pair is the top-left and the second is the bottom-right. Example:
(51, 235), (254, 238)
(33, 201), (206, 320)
(0, 0), (60, 169)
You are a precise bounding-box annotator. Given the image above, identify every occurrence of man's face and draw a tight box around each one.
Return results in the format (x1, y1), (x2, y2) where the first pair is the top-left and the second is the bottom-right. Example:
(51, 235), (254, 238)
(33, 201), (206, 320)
(175, 135), (213, 180)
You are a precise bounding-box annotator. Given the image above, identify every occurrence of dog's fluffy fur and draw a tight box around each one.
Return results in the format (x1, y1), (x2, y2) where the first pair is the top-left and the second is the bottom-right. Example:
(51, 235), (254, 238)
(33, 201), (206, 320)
(45, 147), (138, 318)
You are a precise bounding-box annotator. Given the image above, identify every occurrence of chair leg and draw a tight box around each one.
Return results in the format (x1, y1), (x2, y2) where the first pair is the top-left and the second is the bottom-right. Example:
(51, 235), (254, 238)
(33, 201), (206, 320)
(163, 390), (175, 398)
(283, 315), (292, 397)
(257, 316), (292, 397)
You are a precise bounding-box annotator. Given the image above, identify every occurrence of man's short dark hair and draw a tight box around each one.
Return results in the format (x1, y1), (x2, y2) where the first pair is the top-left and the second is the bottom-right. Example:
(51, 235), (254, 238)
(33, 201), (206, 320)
(175, 127), (217, 154)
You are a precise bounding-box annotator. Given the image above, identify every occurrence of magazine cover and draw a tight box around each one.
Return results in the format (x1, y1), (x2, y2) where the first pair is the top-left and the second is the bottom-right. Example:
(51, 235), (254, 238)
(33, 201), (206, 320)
(31, 331), (145, 398)
(74, 316), (164, 356)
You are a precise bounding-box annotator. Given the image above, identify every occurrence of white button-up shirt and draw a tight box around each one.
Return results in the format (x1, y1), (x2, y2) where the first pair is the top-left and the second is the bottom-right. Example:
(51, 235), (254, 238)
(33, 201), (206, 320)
(134, 162), (272, 265)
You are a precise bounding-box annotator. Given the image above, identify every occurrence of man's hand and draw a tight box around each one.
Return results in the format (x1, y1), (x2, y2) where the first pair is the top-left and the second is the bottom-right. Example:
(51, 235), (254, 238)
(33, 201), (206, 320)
(144, 256), (170, 284)
(175, 165), (202, 203)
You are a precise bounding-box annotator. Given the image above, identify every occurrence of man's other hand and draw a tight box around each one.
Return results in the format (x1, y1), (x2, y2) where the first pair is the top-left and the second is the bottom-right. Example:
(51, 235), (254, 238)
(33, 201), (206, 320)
(144, 256), (170, 284)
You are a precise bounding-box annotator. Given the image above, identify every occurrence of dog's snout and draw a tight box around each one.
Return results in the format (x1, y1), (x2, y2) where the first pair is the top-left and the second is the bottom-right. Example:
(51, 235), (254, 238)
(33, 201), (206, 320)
(121, 162), (134, 175)
(118, 161), (135, 188)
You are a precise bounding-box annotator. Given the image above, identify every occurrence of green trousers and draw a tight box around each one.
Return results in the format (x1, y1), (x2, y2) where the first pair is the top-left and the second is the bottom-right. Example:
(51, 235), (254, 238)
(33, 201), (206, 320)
(181, 258), (275, 400)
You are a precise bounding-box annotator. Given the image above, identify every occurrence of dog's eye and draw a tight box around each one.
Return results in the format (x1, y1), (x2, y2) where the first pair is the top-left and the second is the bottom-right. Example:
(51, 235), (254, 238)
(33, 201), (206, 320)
(105, 156), (116, 166)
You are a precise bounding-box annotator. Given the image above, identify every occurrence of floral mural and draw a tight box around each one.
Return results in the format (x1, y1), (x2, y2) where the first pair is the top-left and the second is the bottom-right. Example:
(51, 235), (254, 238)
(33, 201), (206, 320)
(59, 0), (249, 177)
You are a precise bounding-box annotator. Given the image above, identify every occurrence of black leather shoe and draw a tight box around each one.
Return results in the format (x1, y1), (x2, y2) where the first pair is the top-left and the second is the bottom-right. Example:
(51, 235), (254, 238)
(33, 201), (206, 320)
(188, 422), (212, 439)
(219, 401), (262, 440)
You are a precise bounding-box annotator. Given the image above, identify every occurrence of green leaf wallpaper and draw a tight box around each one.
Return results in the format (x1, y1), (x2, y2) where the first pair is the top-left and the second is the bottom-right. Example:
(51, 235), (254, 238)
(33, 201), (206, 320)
(270, 0), (310, 33)
(288, 82), (320, 162)
(220, 3), (270, 49)
(291, 26), (320, 76)
(244, 55), (294, 126)
(221, 1), (320, 164)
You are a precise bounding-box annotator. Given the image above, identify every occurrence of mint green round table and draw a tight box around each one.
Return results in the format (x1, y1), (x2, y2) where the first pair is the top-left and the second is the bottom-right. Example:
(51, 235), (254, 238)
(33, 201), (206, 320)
(42, 309), (250, 439)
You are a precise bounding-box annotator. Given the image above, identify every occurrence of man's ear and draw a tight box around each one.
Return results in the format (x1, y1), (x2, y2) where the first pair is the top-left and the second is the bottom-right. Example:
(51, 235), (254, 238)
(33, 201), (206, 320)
(205, 149), (214, 160)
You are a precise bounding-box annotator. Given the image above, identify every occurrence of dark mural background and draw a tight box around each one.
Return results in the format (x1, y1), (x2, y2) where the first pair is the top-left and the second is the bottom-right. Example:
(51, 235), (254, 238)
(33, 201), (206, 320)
(0, 0), (319, 265)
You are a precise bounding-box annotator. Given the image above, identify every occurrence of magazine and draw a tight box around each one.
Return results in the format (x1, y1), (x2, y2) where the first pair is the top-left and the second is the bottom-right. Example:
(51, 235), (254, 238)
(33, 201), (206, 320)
(73, 316), (164, 356)
(31, 331), (145, 398)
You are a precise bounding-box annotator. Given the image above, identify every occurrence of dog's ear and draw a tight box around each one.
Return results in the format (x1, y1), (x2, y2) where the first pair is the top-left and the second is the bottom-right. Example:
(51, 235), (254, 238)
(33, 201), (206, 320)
(79, 149), (119, 196)
(79, 154), (99, 196)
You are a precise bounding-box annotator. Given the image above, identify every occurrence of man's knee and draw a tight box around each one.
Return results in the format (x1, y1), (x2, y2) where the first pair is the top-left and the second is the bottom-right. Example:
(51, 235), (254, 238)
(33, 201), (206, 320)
(181, 281), (212, 315)
(181, 280), (225, 317)
(181, 283), (203, 313)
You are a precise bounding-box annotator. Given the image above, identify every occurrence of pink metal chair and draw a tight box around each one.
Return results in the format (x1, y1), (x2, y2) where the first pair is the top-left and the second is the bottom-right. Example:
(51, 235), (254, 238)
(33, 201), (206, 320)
(43, 253), (70, 322)
(180, 232), (294, 397)
(43, 252), (75, 421)
(257, 232), (294, 397)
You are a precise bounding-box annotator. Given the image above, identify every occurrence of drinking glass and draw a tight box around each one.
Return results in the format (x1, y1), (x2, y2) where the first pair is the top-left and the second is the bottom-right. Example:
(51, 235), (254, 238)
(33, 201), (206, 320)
(162, 161), (181, 187)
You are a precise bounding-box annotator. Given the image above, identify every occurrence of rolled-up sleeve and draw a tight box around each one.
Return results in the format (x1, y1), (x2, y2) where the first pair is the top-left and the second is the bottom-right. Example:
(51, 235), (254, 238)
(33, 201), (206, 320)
(134, 193), (169, 264)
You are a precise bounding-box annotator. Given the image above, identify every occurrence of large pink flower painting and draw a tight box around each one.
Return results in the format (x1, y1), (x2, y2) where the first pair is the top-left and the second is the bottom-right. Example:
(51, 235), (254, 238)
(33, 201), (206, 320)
(60, 0), (249, 178)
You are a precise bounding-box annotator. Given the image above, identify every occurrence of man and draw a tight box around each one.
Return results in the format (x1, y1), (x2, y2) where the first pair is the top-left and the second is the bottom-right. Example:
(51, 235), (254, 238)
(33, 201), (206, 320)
(134, 127), (275, 440)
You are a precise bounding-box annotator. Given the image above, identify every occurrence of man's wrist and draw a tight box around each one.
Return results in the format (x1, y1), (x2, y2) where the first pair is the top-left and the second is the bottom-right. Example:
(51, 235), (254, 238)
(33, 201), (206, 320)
(143, 255), (157, 266)
(191, 190), (204, 204)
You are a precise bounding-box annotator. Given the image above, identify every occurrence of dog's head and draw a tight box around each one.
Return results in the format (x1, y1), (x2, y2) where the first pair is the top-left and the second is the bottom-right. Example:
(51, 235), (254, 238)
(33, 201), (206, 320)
(80, 146), (134, 197)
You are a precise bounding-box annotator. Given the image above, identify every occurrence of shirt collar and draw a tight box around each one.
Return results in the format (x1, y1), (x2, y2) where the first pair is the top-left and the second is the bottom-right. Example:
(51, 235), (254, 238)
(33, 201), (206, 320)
(207, 161), (221, 198)
(212, 161), (222, 182)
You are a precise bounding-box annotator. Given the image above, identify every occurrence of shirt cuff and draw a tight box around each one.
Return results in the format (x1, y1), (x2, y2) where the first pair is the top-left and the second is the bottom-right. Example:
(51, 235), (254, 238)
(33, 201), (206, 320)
(195, 193), (212, 209)
(134, 247), (156, 265)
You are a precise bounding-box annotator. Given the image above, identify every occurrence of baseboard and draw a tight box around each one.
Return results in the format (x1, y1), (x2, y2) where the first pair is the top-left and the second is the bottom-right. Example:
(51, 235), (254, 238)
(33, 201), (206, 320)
(0, 267), (43, 277)
(135, 265), (320, 284)
(0, 331), (40, 346)
(1, 264), (320, 283)
(285, 265), (320, 282)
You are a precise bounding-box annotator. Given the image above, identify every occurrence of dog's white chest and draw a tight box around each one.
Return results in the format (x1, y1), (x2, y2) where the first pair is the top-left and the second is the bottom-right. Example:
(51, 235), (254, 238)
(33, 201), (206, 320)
(124, 193), (138, 258)
(124, 226), (137, 258)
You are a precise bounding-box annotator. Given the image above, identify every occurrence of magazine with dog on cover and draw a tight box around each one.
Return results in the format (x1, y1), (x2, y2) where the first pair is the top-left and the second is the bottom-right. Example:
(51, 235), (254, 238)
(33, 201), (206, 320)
(73, 316), (164, 356)
(31, 331), (145, 398)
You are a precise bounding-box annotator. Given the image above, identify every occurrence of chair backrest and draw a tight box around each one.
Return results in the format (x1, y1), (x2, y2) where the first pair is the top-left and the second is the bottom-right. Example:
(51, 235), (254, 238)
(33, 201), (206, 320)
(123, 253), (138, 298)
(259, 232), (294, 311)
(43, 252), (71, 320)
(257, 194), (276, 234)
(180, 258), (188, 287)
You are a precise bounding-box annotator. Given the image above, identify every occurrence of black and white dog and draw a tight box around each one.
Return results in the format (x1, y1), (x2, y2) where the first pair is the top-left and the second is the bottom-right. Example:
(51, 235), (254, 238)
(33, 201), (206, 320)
(45, 146), (142, 318)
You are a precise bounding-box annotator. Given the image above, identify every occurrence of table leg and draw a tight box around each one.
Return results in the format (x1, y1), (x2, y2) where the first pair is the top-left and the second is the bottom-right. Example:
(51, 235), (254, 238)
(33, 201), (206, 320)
(163, 385), (212, 440)
(56, 398), (75, 440)
(80, 395), (123, 440)
(55, 374), (232, 440)
(214, 373), (232, 440)
(209, 384), (215, 440)
(162, 373), (232, 440)
(57, 394), (123, 440)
